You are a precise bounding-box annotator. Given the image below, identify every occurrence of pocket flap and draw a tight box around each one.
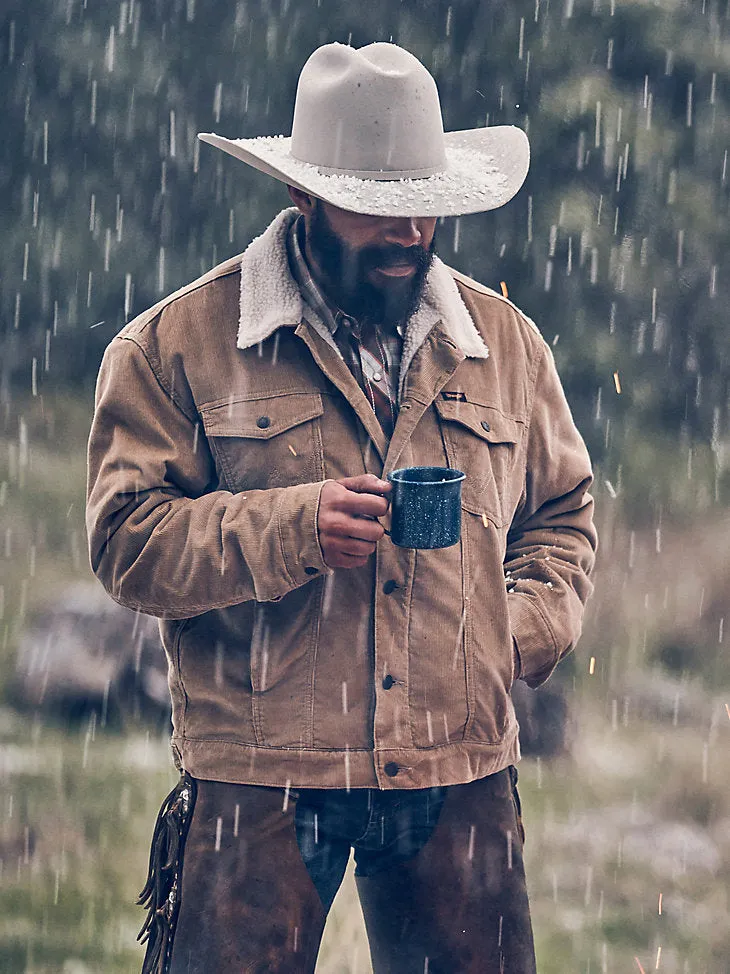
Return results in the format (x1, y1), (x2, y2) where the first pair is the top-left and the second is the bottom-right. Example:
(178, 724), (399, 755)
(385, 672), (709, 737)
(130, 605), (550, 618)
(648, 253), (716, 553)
(201, 393), (324, 439)
(434, 399), (522, 445)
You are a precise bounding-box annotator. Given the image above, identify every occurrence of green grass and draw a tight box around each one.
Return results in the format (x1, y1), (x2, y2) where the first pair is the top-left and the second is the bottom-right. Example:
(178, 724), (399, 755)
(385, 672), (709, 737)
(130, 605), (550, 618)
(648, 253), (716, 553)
(0, 711), (177, 974)
(0, 391), (92, 691)
(516, 706), (730, 974)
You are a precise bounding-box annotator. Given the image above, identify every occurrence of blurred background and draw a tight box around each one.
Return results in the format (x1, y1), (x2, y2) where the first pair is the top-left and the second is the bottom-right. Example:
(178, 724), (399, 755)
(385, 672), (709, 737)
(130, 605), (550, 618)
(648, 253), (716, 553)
(1, 0), (729, 971)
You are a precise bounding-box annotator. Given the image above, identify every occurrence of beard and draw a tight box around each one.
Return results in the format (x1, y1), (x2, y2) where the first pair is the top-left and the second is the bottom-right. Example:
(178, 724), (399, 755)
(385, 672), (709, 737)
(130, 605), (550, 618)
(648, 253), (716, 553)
(306, 201), (436, 330)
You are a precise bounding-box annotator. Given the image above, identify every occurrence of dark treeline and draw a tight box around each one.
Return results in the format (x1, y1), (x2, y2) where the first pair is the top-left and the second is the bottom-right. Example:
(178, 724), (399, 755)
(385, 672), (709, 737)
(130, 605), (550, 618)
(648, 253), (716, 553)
(2, 0), (729, 523)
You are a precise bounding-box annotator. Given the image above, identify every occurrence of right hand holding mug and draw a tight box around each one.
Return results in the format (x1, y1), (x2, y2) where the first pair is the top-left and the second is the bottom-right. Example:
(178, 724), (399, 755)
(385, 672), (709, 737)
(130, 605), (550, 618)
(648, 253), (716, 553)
(318, 474), (391, 569)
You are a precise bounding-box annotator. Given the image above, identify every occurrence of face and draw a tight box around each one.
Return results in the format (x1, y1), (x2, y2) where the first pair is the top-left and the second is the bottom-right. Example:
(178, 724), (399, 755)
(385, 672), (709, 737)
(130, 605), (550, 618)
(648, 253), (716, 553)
(289, 189), (438, 329)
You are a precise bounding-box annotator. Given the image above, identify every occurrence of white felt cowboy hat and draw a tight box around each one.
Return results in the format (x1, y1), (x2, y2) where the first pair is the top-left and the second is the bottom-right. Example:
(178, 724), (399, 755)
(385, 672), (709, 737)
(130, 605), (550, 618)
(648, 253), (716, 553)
(198, 41), (529, 218)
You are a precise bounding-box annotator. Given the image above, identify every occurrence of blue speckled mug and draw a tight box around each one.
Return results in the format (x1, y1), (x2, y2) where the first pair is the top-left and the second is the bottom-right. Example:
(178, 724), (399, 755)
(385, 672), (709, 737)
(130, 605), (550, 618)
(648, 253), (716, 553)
(386, 466), (466, 549)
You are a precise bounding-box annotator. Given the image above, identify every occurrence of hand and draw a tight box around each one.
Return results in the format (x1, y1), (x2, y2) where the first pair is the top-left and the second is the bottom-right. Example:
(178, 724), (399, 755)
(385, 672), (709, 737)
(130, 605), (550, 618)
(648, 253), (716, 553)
(318, 474), (392, 569)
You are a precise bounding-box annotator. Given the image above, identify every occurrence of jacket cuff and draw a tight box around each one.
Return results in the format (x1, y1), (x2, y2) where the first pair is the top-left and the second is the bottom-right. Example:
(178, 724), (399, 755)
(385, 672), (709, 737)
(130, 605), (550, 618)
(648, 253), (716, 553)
(273, 480), (333, 596)
(508, 592), (559, 689)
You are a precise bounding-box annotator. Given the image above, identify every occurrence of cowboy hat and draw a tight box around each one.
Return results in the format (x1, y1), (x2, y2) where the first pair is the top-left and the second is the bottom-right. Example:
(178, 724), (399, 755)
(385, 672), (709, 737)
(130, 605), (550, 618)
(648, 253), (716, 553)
(198, 42), (529, 218)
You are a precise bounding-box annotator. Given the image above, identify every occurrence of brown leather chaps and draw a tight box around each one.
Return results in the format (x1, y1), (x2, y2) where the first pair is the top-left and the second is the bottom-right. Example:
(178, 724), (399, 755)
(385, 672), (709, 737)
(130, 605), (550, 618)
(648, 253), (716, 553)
(141, 769), (537, 974)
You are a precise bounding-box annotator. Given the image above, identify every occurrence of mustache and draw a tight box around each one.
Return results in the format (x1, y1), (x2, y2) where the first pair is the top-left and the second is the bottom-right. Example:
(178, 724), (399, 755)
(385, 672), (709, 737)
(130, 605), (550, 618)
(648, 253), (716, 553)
(358, 243), (433, 273)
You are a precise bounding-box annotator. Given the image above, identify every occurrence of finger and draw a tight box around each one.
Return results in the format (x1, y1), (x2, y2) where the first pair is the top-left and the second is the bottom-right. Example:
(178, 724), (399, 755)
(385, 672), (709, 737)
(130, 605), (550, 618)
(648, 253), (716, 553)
(337, 491), (390, 518)
(336, 539), (377, 558)
(348, 521), (386, 543)
(337, 474), (392, 495)
(323, 547), (370, 569)
(326, 513), (385, 542)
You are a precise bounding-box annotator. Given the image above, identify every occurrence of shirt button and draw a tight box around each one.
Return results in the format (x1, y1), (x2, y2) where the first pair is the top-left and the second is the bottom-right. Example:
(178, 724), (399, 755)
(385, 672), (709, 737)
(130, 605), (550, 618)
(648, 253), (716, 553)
(384, 762), (400, 777)
(481, 420), (491, 433)
(257, 416), (271, 429)
(382, 579), (399, 595)
(304, 566), (319, 576)
(382, 675), (395, 690)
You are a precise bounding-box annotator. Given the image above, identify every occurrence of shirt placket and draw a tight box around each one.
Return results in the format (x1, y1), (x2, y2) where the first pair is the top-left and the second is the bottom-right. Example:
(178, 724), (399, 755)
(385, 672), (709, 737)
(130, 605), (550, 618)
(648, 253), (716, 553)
(341, 316), (399, 439)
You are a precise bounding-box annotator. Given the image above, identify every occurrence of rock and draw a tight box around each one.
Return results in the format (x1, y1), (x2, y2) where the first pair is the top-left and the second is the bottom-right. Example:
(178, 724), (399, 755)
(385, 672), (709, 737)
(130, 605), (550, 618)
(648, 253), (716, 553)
(10, 581), (170, 727)
(614, 669), (711, 727)
(548, 803), (721, 878)
(621, 819), (721, 877)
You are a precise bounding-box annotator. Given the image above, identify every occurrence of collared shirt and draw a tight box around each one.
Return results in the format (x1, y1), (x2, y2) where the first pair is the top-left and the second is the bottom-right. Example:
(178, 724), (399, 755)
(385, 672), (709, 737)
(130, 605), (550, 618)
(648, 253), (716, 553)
(287, 215), (403, 430)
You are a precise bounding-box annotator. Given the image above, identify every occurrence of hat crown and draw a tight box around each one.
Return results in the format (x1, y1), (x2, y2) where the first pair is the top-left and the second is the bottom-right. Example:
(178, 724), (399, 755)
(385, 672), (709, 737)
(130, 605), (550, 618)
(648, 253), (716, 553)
(290, 42), (448, 178)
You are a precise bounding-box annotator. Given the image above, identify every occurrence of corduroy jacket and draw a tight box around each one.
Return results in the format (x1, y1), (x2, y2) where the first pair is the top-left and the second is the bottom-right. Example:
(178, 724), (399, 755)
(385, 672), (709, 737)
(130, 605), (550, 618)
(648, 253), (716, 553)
(86, 208), (597, 790)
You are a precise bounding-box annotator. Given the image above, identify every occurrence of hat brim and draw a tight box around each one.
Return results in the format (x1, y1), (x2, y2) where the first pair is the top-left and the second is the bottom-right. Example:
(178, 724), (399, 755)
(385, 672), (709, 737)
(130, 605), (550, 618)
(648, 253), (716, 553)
(197, 127), (529, 217)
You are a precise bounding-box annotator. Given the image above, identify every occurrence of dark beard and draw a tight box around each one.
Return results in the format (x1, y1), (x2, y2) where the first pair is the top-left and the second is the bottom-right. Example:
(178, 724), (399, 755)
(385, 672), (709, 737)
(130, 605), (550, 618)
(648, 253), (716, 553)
(305, 201), (436, 330)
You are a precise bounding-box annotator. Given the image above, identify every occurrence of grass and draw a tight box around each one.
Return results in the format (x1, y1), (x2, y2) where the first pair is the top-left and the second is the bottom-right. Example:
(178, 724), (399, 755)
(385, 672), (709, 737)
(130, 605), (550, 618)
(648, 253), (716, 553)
(0, 712), (176, 973)
(519, 714), (730, 974)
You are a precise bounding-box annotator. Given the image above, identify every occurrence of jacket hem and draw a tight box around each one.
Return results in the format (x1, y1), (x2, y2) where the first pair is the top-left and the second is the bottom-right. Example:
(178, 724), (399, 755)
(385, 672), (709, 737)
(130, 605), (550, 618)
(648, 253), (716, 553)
(173, 725), (521, 790)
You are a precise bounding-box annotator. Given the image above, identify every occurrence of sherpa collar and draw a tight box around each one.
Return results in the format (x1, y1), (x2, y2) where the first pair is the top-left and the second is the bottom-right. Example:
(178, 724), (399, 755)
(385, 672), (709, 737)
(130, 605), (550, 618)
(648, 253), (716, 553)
(237, 208), (489, 393)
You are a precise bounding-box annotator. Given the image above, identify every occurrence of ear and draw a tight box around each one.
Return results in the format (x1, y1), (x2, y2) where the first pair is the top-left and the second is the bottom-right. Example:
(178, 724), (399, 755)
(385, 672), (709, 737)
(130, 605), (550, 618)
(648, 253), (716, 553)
(287, 185), (317, 216)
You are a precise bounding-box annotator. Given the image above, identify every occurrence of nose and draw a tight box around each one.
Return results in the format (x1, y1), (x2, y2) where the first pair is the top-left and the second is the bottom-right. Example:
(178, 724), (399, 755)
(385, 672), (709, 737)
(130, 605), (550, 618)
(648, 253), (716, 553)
(383, 218), (422, 249)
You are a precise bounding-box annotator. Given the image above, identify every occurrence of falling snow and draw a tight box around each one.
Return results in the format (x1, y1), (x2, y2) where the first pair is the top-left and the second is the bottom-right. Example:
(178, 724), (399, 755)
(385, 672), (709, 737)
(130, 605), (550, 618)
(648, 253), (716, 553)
(0, 1), (729, 972)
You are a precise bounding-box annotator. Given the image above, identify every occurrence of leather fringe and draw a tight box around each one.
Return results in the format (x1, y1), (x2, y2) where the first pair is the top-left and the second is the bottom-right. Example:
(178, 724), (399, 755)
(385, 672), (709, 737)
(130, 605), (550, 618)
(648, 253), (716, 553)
(137, 771), (197, 974)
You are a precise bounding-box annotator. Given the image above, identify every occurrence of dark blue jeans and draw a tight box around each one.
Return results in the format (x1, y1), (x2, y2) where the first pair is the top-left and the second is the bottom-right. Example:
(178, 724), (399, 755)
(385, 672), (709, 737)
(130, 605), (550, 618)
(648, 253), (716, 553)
(294, 784), (449, 911)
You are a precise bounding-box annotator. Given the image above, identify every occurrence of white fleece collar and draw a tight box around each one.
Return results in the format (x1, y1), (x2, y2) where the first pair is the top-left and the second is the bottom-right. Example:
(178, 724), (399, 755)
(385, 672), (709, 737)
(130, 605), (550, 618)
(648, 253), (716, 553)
(237, 208), (489, 387)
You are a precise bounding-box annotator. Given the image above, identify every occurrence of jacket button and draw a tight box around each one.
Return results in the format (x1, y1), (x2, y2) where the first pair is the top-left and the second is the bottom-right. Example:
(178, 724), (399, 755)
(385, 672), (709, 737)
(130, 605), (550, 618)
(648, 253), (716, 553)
(257, 416), (271, 429)
(382, 579), (399, 595)
(481, 420), (491, 432)
(382, 675), (395, 690)
(384, 762), (399, 777)
(304, 566), (319, 576)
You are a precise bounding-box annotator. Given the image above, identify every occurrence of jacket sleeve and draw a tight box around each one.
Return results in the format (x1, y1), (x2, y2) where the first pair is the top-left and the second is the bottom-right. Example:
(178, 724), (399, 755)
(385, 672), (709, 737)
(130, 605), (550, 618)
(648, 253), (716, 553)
(505, 340), (597, 688)
(86, 335), (332, 620)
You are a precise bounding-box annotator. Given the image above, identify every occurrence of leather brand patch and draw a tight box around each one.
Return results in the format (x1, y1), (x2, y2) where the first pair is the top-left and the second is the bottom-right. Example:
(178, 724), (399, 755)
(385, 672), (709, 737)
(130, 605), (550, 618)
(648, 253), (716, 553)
(441, 390), (467, 402)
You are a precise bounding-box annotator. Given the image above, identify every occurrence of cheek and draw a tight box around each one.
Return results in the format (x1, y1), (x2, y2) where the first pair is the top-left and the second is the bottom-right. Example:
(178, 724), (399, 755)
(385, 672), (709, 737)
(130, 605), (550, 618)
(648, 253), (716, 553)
(348, 224), (385, 250)
(323, 205), (379, 244)
(334, 226), (378, 256)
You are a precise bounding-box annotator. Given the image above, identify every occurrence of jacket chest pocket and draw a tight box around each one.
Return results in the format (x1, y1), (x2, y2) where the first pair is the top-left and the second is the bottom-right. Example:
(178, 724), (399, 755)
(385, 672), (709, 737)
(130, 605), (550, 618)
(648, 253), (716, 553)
(200, 392), (325, 491)
(434, 399), (523, 526)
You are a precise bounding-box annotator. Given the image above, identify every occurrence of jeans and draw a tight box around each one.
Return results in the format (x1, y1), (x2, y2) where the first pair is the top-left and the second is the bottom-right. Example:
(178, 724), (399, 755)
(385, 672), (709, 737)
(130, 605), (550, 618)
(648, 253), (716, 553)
(294, 784), (448, 911)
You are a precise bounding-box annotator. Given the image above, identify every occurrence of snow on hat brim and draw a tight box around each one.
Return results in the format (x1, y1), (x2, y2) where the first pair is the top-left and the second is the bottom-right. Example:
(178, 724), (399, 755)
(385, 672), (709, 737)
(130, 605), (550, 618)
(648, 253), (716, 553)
(197, 126), (529, 218)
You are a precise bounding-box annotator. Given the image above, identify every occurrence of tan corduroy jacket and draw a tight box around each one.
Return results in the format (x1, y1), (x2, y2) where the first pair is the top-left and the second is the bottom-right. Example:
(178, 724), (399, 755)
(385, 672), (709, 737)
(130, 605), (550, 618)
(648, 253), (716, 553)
(86, 208), (597, 790)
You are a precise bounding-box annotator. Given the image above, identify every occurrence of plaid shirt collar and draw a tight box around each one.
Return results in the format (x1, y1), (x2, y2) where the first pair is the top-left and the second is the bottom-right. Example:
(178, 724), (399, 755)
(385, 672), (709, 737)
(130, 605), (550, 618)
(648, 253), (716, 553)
(286, 214), (403, 340)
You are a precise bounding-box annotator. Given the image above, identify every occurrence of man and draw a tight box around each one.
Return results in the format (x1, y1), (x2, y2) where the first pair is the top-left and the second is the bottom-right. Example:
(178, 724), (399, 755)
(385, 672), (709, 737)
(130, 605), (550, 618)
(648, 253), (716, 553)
(86, 41), (597, 974)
